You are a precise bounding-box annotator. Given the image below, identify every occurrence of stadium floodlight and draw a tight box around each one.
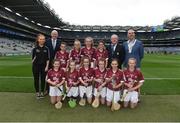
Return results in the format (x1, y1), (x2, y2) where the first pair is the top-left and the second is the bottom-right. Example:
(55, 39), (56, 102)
(101, 30), (108, 32)
(62, 29), (71, 31)
(110, 30), (118, 32)
(24, 17), (29, 20)
(15, 13), (22, 17)
(37, 23), (42, 26)
(4, 7), (12, 12)
(44, 26), (51, 28)
(119, 30), (126, 32)
(172, 28), (180, 30)
(31, 21), (35, 23)
(53, 27), (61, 30)
(137, 30), (146, 32)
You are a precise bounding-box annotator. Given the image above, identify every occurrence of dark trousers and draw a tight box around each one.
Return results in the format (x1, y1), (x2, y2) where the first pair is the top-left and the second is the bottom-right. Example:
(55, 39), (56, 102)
(32, 64), (46, 93)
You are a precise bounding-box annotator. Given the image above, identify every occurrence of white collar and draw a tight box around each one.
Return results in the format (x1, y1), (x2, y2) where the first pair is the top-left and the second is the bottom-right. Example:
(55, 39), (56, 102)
(111, 43), (117, 47)
(128, 39), (136, 44)
(51, 39), (57, 42)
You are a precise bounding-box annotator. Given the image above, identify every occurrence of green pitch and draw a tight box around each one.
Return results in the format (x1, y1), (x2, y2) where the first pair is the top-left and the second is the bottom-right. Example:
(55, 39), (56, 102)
(0, 54), (180, 122)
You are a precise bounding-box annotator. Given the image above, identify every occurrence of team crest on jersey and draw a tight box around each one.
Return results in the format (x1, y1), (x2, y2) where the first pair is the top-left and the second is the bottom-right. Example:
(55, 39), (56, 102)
(68, 78), (73, 83)
(36, 49), (40, 52)
(53, 77), (58, 81)
(128, 78), (134, 82)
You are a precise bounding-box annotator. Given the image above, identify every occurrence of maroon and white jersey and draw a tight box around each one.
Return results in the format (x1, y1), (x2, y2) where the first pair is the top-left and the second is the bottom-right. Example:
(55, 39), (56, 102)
(65, 70), (79, 87)
(55, 51), (69, 68)
(47, 69), (65, 85)
(95, 49), (108, 61)
(94, 68), (107, 88)
(123, 69), (144, 91)
(79, 67), (94, 86)
(69, 48), (81, 64)
(81, 47), (96, 62)
(105, 69), (124, 91)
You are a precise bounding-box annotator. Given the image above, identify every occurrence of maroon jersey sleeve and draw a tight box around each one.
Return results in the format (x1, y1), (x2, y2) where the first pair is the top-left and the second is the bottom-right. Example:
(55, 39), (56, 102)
(137, 70), (144, 83)
(46, 69), (52, 80)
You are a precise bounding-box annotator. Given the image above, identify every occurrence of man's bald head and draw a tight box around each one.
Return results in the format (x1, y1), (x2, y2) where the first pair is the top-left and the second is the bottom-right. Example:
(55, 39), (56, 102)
(111, 34), (119, 45)
(51, 30), (58, 40)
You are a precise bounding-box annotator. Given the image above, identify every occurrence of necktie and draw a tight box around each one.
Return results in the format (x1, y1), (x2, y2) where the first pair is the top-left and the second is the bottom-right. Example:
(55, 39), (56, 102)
(52, 40), (56, 50)
(111, 44), (115, 55)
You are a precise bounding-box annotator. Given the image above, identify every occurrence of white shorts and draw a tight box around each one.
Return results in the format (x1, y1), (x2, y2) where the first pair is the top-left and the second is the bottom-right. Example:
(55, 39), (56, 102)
(67, 86), (79, 97)
(49, 86), (63, 97)
(124, 90), (138, 103)
(93, 87), (106, 98)
(79, 85), (92, 98)
(106, 88), (121, 103)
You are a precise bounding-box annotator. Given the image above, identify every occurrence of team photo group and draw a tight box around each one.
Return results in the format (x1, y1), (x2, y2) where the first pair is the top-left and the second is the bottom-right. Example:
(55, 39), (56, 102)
(32, 29), (144, 111)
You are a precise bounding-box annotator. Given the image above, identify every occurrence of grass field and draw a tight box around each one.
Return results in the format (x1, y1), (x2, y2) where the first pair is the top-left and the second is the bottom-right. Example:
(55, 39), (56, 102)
(0, 54), (180, 122)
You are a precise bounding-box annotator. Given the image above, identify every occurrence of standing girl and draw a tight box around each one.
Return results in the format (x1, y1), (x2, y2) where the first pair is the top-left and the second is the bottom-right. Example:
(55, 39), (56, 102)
(32, 34), (49, 99)
(95, 40), (108, 68)
(69, 39), (81, 69)
(55, 42), (69, 71)
(81, 37), (96, 68)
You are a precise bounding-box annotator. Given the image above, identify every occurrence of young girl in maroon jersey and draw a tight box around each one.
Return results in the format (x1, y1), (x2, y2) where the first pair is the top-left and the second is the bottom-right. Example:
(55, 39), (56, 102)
(65, 60), (79, 103)
(55, 42), (69, 71)
(105, 59), (124, 108)
(95, 40), (108, 68)
(78, 57), (94, 106)
(93, 58), (107, 105)
(123, 58), (144, 109)
(46, 60), (65, 106)
(69, 39), (81, 70)
(81, 37), (96, 68)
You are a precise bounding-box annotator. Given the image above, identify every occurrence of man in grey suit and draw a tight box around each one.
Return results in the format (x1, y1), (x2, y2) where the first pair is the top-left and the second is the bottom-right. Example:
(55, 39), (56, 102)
(123, 29), (144, 69)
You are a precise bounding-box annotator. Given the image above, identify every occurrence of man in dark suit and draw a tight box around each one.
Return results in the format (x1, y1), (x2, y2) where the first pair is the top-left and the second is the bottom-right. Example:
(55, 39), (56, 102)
(45, 30), (61, 68)
(107, 34), (124, 68)
(45, 30), (61, 94)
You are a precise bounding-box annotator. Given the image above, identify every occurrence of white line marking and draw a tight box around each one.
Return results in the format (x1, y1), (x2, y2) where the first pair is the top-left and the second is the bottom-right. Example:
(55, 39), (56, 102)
(0, 76), (180, 80)
(0, 76), (32, 79)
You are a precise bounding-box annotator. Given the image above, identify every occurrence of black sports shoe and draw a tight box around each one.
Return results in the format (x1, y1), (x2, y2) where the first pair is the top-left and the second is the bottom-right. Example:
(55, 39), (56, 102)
(39, 93), (45, 99)
(36, 93), (40, 100)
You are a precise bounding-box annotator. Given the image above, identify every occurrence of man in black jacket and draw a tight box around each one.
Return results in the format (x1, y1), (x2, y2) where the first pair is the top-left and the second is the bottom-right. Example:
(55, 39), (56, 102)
(45, 30), (61, 68)
(107, 34), (124, 68)
(45, 30), (61, 94)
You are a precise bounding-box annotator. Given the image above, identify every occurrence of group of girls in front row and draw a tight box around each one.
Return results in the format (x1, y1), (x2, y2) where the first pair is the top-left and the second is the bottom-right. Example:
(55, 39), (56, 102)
(33, 34), (144, 110)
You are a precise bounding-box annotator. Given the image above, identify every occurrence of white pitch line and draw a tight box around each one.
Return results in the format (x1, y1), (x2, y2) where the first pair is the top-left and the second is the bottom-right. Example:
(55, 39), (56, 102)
(0, 76), (32, 79)
(146, 78), (180, 80)
(0, 76), (180, 80)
